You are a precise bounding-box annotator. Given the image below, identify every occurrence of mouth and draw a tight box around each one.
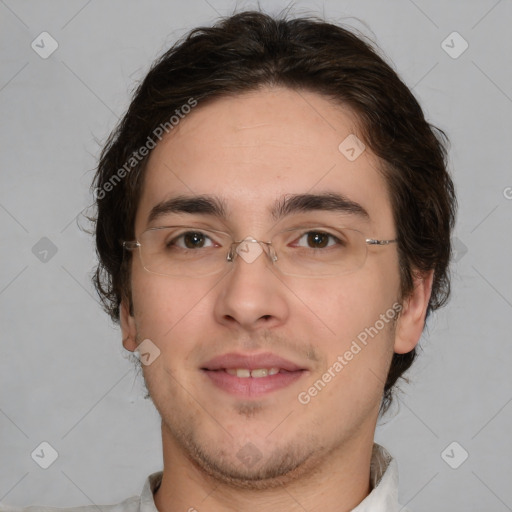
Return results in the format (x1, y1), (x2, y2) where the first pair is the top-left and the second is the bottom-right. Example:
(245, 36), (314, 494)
(201, 352), (308, 398)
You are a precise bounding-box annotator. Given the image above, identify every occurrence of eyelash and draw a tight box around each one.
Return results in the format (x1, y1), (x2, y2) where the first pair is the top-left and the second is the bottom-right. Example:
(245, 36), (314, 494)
(164, 229), (346, 250)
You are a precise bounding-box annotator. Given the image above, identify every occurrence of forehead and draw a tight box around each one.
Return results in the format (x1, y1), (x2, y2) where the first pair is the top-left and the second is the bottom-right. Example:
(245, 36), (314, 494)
(135, 87), (394, 233)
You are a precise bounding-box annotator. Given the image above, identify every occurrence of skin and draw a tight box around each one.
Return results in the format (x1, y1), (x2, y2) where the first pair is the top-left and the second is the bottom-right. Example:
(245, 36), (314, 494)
(121, 87), (433, 512)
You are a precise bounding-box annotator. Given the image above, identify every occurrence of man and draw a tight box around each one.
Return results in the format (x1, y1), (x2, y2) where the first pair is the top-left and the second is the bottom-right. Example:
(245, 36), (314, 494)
(2, 10), (456, 512)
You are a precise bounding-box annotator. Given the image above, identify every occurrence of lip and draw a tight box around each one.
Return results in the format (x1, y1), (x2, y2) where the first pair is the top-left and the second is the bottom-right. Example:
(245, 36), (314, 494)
(201, 352), (308, 398)
(201, 352), (306, 372)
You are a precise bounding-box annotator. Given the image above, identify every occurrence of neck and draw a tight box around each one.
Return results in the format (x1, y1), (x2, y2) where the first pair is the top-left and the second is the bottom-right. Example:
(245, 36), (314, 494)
(153, 422), (376, 512)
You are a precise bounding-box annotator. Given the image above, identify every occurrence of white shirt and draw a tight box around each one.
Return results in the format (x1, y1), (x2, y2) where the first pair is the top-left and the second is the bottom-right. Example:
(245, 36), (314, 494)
(0, 444), (408, 512)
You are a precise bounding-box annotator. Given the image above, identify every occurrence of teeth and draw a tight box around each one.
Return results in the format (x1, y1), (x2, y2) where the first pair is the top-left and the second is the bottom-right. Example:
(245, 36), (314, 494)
(251, 368), (269, 378)
(225, 368), (280, 378)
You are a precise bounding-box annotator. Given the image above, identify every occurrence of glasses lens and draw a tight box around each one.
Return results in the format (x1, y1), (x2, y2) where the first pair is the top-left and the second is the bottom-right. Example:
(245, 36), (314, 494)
(272, 227), (367, 277)
(135, 226), (369, 278)
(138, 226), (231, 277)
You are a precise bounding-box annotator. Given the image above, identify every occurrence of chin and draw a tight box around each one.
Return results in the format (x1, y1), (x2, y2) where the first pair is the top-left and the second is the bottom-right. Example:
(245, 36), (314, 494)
(171, 422), (326, 490)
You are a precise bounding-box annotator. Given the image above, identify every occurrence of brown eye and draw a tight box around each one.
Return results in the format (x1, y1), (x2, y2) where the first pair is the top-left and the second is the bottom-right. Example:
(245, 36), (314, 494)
(306, 232), (330, 248)
(183, 232), (207, 248)
(168, 231), (215, 250)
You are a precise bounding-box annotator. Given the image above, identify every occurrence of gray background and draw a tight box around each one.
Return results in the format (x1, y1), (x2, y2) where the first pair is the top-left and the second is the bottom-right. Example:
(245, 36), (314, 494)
(1, 0), (511, 510)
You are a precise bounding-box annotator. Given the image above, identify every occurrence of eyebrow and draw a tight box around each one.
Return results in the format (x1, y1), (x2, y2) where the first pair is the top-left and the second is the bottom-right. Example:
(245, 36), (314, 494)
(147, 192), (369, 225)
(147, 195), (227, 224)
(271, 192), (369, 221)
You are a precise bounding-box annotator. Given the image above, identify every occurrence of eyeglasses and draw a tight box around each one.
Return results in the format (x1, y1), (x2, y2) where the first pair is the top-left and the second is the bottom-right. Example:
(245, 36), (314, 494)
(122, 225), (397, 278)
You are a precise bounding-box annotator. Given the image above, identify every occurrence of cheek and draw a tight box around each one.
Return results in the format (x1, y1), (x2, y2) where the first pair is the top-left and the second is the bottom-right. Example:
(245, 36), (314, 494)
(327, 271), (400, 383)
(294, 268), (400, 396)
(302, 284), (397, 403)
(130, 271), (217, 350)
(292, 265), (400, 348)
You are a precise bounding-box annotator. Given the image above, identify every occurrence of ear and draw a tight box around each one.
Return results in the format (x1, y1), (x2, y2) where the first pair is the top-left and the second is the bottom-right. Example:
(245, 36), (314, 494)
(120, 298), (138, 352)
(394, 270), (434, 354)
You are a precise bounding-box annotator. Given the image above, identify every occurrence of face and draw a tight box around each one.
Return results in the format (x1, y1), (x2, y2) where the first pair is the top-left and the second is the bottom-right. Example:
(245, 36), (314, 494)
(121, 87), (429, 488)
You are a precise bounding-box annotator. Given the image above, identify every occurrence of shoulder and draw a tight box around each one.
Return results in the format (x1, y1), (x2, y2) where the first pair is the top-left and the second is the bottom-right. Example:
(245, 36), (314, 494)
(0, 471), (163, 512)
(0, 495), (140, 512)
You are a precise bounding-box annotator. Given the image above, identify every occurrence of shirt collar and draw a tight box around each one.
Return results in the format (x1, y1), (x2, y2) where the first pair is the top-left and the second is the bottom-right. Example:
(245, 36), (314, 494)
(139, 443), (403, 512)
(139, 471), (162, 512)
(351, 443), (403, 512)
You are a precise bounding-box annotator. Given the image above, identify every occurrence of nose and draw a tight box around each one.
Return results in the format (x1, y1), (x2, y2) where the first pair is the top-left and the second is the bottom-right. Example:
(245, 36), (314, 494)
(213, 239), (289, 331)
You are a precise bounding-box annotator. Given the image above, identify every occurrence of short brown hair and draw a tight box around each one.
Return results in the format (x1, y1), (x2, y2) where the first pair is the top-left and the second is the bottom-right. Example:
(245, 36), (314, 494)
(92, 11), (456, 414)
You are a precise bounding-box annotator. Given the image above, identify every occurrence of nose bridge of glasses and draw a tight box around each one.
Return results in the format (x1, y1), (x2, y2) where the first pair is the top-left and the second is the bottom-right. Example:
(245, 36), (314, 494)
(229, 237), (275, 265)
